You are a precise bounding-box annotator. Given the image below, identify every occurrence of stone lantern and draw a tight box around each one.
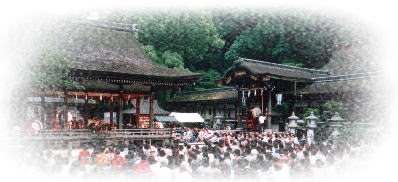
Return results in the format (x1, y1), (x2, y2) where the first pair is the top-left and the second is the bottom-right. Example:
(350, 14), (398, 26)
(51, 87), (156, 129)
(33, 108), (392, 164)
(305, 112), (318, 145)
(305, 112), (318, 128)
(287, 112), (299, 135)
(329, 112), (345, 137)
(214, 115), (223, 130)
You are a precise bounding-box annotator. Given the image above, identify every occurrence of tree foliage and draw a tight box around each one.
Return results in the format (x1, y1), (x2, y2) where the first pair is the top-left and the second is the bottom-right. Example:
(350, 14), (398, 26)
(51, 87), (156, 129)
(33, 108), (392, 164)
(137, 10), (225, 71)
(142, 45), (187, 71)
(322, 101), (347, 120)
(194, 69), (222, 90)
(100, 9), (366, 104)
(225, 13), (354, 68)
(28, 50), (84, 91)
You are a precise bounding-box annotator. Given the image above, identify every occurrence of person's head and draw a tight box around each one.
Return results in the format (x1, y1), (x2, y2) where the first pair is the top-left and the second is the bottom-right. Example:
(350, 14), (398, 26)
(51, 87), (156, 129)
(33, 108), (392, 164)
(140, 154), (147, 161)
(159, 150), (166, 157)
(46, 151), (53, 158)
(114, 149), (120, 156)
(316, 159), (324, 168)
(224, 152), (231, 159)
(179, 154), (185, 162)
(290, 153), (297, 160)
(234, 149), (241, 156)
(201, 158), (210, 167)
(148, 156), (157, 165)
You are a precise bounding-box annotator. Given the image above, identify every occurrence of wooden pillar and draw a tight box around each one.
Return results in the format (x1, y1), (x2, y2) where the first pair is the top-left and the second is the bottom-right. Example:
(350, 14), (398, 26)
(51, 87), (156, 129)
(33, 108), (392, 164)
(118, 89), (124, 129)
(236, 88), (242, 128)
(149, 92), (155, 128)
(84, 92), (88, 126)
(136, 97), (141, 128)
(68, 141), (72, 157)
(63, 90), (68, 131)
(40, 92), (45, 125)
(224, 104), (227, 119)
(267, 90), (272, 129)
(261, 89), (265, 115)
(109, 98), (114, 127)
(53, 105), (57, 130)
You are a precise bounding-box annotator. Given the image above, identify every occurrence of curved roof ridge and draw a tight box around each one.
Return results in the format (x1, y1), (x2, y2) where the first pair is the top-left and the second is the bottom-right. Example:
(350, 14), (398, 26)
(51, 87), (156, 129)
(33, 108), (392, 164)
(177, 87), (236, 95)
(75, 19), (137, 33)
(311, 72), (379, 82)
(236, 57), (330, 75)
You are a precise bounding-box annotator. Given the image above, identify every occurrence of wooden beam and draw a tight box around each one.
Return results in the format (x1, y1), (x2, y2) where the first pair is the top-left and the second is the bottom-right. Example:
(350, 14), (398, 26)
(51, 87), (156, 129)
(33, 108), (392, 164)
(234, 71), (247, 76)
(40, 92), (45, 125)
(267, 90), (272, 129)
(237, 87), (242, 128)
(136, 97), (141, 128)
(225, 76), (232, 84)
(53, 105), (58, 130)
(250, 75), (258, 81)
(262, 76), (270, 81)
(109, 98), (114, 127)
(63, 90), (68, 131)
(43, 91), (152, 97)
(83, 92), (88, 126)
(149, 92), (155, 128)
(118, 89), (124, 129)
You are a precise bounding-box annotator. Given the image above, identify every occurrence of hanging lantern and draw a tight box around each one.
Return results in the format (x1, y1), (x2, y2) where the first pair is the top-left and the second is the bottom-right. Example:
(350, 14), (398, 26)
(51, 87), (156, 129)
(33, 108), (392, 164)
(276, 93), (283, 105)
(100, 94), (102, 101)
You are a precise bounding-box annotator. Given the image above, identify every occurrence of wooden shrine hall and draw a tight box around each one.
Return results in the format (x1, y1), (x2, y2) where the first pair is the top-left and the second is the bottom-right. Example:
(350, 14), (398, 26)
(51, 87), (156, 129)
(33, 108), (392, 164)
(216, 57), (330, 130)
(28, 19), (201, 130)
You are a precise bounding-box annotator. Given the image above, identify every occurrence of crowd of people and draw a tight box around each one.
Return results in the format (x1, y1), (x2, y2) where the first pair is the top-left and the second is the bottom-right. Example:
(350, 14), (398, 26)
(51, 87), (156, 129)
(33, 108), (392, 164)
(20, 127), (375, 180)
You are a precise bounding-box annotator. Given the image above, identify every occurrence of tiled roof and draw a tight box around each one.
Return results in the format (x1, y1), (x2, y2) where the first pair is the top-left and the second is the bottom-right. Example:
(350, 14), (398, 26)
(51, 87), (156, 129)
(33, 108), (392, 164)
(40, 19), (201, 85)
(221, 57), (330, 82)
(171, 87), (237, 102)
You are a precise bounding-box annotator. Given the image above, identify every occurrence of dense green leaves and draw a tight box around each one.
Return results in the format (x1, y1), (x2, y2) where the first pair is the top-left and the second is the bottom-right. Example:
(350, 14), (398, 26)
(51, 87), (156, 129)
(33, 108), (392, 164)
(193, 69), (222, 90)
(28, 50), (84, 91)
(102, 9), (363, 86)
(225, 13), (352, 68)
(136, 11), (225, 71)
(322, 101), (347, 120)
(99, 9), (365, 103)
(142, 45), (187, 70)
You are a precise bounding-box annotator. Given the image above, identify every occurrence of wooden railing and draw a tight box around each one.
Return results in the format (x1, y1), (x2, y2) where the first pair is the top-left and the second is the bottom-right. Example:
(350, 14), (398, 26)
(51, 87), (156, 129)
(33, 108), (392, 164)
(20, 128), (173, 141)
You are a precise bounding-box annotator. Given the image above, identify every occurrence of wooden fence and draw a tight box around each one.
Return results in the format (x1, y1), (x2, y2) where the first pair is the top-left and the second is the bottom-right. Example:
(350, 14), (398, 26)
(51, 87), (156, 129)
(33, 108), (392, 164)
(20, 128), (173, 141)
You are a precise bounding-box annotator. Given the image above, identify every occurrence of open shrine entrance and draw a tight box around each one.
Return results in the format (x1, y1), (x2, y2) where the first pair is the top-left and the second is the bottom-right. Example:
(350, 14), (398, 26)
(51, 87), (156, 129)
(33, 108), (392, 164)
(33, 90), (160, 131)
(22, 19), (201, 132)
(217, 58), (330, 131)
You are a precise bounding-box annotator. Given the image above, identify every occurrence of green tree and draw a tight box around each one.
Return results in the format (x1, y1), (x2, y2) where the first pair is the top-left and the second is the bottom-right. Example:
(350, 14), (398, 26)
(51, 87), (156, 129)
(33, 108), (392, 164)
(142, 45), (187, 70)
(191, 69), (222, 90)
(161, 50), (186, 71)
(137, 10), (225, 71)
(321, 101), (347, 121)
(225, 13), (353, 68)
(28, 50), (84, 91)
